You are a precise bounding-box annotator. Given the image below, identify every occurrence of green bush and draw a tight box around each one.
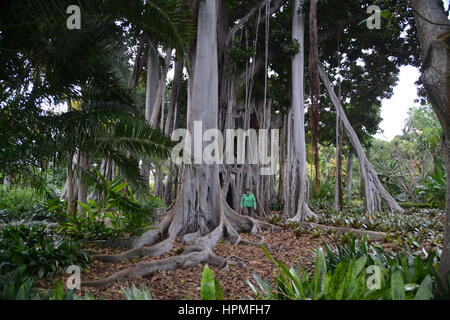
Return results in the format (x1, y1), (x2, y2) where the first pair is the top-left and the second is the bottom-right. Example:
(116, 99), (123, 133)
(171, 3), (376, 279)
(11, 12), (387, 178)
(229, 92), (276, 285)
(58, 200), (122, 241)
(0, 224), (90, 279)
(321, 236), (372, 270)
(0, 186), (44, 222)
(122, 284), (153, 300)
(310, 179), (334, 201)
(308, 206), (444, 249)
(58, 173), (164, 241)
(247, 246), (437, 300)
(269, 201), (284, 212)
(320, 235), (439, 286)
(416, 164), (446, 209)
(0, 272), (39, 300)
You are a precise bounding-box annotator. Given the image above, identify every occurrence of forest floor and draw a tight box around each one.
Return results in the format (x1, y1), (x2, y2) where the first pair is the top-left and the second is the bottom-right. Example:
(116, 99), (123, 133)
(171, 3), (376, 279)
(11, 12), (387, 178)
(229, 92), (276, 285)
(37, 227), (399, 300)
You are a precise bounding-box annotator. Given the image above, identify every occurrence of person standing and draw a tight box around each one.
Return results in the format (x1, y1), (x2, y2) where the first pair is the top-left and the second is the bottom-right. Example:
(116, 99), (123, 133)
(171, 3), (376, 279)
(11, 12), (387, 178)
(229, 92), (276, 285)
(240, 188), (256, 216)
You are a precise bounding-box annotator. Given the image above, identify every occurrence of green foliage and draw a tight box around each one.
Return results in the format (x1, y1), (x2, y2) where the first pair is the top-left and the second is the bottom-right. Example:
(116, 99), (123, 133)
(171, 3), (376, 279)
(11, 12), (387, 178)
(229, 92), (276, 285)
(370, 105), (443, 203)
(40, 280), (90, 300)
(310, 178), (334, 200)
(58, 200), (122, 241)
(92, 172), (164, 235)
(308, 205), (444, 249)
(269, 201), (284, 212)
(267, 213), (283, 226)
(0, 274), (94, 300)
(58, 174), (163, 241)
(0, 272), (39, 300)
(0, 0), (189, 181)
(0, 186), (44, 222)
(416, 160), (446, 209)
(200, 265), (224, 300)
(122, 284), (153, 300)
(321, 236), (371, 270)
(0, 225), (89, 279)
(248, 245), (437, 300)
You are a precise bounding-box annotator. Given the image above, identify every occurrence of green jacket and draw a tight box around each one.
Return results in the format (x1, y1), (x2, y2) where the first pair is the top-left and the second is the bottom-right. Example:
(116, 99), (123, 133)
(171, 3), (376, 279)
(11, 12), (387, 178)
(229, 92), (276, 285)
(241, 193), (256, 209)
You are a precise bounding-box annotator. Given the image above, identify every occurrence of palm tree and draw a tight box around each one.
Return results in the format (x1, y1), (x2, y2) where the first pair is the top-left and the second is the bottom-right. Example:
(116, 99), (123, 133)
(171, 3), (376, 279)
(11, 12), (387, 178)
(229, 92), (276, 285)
(0, 0), (194, 208)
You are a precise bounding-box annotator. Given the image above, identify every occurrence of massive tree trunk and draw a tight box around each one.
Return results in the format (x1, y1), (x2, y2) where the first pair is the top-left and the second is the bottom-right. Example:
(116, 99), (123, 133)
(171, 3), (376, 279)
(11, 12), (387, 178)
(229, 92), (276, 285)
(82, 0), (278, 288)
(319, 65), (404, 214)
(284, 0), (315, 222)
(410, 0), (450, 283)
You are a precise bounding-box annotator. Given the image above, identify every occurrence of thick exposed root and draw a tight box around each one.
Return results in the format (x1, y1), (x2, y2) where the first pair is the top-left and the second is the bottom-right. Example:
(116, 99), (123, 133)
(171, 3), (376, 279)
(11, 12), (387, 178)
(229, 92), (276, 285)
(93, 238), (175, 263)
(91, 194), (280, 264)
(83, 195), (280, 288)
(81, 237), (135, 249)
(288, 203), (317, 222)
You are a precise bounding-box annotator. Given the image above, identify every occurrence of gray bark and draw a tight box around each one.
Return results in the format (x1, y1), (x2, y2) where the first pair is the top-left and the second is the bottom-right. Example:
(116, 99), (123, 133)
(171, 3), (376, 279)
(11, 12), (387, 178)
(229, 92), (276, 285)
(410, 0), (450, 283)
(165, 54), (183, 136)
(76, 152), (90, 214)
(83, 0), (279, 288)
(334, 113), (344, 212)
(149, 48), (172, 128)
(145, 46), (160, 123)
(319, 65), (404, 214)
(285, 0), (315, 222)
(345, 149), (354, 202)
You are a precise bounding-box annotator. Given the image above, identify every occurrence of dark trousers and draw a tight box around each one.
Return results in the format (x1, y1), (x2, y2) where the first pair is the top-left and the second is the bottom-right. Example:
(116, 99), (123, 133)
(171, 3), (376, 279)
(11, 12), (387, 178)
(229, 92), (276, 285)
(241, 207), (255, 217)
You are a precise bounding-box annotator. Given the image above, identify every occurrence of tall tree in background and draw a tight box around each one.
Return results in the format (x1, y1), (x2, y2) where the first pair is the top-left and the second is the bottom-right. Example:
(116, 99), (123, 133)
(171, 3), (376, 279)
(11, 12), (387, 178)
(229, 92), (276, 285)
(309, 0), (321, 196)
(286, 0), (315, 221)
(410, 0), (450, 284)
(83, 0), (278, 288)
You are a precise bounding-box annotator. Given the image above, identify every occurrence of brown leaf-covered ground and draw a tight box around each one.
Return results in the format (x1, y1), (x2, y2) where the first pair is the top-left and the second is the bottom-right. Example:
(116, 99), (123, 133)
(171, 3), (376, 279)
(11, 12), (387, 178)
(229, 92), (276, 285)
(37, 228), (396, 300)
(36, 230), (332, 299)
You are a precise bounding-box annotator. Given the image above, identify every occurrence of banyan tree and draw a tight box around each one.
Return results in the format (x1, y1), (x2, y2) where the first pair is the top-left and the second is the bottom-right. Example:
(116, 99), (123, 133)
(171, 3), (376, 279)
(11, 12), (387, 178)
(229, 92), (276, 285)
(82, 0), (407, 287)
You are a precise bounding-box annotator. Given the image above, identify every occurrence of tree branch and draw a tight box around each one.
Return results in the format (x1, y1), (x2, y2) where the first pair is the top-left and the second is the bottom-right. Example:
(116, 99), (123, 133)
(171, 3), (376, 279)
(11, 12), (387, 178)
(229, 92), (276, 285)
(225, 0), (286, 45)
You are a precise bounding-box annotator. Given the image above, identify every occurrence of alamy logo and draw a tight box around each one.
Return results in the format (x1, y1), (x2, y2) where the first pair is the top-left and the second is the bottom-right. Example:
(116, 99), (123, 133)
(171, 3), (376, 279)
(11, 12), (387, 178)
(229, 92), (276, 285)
(171, 121), (279, 175)
(367, 5), (381, 30)
(66, 265), (81, 290)
(66, 5), (81, 30)
(366, 265), (381, 290)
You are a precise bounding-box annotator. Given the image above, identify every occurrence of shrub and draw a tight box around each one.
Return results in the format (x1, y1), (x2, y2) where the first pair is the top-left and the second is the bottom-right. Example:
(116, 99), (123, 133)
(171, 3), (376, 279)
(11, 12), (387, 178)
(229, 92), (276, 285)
(0, 186), (43, 222)
(0, 272), (38, 300)
(247, 246), (437, 300)
(0, 224), (89, 279)
(308, 206), (444, 249)
(58, 200), (122, 241)
(122, 284), (152, 300)
(269, 201), (284, 212)
(267, 213), (283, 225)
(416, 166), (446, 209)
(58, 174), (164, 241)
